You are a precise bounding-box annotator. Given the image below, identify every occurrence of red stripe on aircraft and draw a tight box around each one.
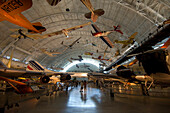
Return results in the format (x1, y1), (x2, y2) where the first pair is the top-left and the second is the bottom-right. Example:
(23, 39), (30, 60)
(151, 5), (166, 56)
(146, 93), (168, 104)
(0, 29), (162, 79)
(27, 65), (33, 70)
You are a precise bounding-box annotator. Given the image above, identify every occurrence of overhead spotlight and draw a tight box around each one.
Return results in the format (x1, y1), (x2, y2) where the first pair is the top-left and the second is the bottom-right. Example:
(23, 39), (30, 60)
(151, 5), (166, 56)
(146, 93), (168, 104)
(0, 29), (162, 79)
(66, 8), (70, 11)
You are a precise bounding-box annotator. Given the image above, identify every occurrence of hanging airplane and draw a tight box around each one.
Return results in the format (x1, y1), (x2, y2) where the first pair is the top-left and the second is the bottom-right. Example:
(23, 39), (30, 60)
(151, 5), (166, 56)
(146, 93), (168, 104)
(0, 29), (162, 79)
(92, 56), (111, 62)
(84, 52), (93, 56)
(91, 25), (123, 37)
(40, 22), (91, 38)
(113, 25), (123, 35)
(87, 67), (93, 72)
(61, 37), (82, 50)
(76, 64), (79, 68)
(79, 63), (90, 68)
(0, 0), (46, 33)
(40, 48), (62, 57)
(114, 32), (138, 48)
(70, 55), (83, 62)
(68, 59), (73, 63)
(80, 0), (104, 22)
(10, 29), (46, 40)
(91, 24), (114, 48)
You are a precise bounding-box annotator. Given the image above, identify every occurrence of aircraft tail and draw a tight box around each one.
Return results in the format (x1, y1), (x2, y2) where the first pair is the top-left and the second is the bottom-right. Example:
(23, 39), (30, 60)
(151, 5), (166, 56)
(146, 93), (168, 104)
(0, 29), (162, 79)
(26, 60), (45, 71)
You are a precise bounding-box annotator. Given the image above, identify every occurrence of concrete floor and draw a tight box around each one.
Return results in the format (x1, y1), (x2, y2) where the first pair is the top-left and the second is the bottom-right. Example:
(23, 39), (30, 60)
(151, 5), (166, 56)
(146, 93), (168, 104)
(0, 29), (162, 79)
(4, 84), (170, 113)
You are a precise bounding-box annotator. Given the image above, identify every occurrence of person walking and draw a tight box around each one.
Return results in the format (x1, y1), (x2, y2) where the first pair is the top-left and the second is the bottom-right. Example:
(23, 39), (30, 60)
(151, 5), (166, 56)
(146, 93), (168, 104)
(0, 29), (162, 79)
(80, 81), (84, 92)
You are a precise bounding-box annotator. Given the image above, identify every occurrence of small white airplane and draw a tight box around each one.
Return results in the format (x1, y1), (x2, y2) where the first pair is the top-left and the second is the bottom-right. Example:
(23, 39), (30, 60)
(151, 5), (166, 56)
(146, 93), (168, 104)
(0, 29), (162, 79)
(70, 55), (83, 62)
(41, 22), (91, 38)
(40, 48), (62, 57)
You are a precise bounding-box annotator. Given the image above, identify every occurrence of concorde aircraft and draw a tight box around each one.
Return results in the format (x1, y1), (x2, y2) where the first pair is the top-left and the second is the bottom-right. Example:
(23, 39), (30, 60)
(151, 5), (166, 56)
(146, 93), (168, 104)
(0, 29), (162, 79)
(0, 0), (46, 33)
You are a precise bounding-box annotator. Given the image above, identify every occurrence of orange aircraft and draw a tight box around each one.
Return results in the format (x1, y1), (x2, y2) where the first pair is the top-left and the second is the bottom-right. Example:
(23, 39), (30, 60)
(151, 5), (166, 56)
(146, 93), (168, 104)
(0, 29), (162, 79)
(0, 76), (34, 94)
(80, 0), (104, 22)
(0, 0), (46, 33)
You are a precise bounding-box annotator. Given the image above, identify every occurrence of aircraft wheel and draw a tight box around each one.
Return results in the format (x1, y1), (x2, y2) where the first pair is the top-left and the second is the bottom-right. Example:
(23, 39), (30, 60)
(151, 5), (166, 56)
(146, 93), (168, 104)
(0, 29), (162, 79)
(36, 96), (40, 100)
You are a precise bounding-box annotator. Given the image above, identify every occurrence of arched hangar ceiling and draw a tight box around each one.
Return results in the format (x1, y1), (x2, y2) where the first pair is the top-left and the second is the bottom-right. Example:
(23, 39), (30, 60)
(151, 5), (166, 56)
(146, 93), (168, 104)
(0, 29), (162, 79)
(0, 0), (169, 72)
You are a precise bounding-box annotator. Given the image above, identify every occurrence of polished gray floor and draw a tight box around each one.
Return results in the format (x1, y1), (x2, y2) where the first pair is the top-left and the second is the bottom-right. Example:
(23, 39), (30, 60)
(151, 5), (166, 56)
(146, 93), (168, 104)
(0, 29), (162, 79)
(5, 85), (170, 113)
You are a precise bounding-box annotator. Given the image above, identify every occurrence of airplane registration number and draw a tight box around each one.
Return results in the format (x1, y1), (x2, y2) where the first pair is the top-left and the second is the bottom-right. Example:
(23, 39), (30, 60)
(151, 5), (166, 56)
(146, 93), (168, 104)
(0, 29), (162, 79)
(1, 0), (23, 13)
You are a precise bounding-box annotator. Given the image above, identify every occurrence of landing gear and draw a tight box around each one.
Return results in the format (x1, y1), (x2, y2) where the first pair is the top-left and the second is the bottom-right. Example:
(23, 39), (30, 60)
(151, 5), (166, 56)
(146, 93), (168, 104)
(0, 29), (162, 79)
(36, 96), (40, 100)
(141, 84), (149, 96)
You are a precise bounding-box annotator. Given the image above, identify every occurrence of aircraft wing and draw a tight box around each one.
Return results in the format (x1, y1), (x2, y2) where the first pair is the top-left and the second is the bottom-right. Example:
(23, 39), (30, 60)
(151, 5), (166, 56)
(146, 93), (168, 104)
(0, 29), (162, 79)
(114, 40), (126, 44)
(100, 36), (114, 48)
(103, 47), (108, 59)
(69, 37), (82, 47)
(116, 30), (123, 35)
(41, 30), (63, 38)
(0, 0), (32, 16)
(66, 22), (91, 32)
(10, 34), (20, 38)
(129, 32), (138, 39)
(80, 0), (94, 12)
(91, 24), (102, 32)
(0, 76), (26, 85)
(88, 73), (123, 79)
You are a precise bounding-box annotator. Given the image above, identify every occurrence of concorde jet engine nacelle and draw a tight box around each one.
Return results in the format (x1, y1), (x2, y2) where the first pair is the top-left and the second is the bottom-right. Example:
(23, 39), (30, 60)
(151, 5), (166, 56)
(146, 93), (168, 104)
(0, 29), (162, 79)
(40, 76), (50, 83)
